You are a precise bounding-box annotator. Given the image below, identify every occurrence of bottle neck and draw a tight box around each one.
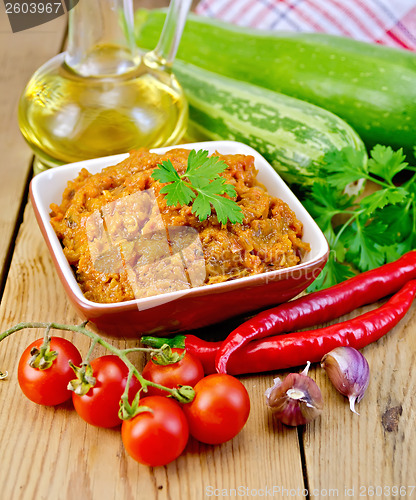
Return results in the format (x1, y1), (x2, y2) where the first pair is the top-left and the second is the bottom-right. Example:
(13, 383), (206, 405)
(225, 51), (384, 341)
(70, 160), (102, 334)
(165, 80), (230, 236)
(65, 0), (139, 77)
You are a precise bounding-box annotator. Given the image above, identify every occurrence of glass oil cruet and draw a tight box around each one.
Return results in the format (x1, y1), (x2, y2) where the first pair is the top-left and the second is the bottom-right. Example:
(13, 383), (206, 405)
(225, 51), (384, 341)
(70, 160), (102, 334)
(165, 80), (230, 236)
(18, 0), (192, 174)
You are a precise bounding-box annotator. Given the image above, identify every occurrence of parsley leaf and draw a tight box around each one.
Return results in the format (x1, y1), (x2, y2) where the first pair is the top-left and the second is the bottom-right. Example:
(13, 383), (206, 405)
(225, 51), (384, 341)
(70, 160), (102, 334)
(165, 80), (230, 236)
(367, 145), (408, 183)
(383, 240), (413, 262)
(186, 150), (230, 184)
(307, 252), (356, 292)
(342, 218), (390, 271)
(151, 159), (181, 184)
(378, 204), (412, 241)
(359, 186), (407, 214)
(151, 150), (244, 225)
(320, 147), (368, 190)
(193, 181), (242, 224)
(303, 183), (353, 233)
(159, 179), (195, 207)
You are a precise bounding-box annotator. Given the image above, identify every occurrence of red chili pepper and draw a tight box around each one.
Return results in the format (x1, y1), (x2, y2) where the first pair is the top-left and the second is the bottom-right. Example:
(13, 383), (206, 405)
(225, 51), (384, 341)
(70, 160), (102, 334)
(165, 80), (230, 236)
(142, 280), (416, 375)
(215, 251), (416, 373)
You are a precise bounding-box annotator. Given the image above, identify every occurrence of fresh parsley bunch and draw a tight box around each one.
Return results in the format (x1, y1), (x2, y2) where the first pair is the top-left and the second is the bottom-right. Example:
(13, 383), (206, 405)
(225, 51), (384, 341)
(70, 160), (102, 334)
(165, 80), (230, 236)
(304, 145), (416, 291)
(151, 149), (244, 225)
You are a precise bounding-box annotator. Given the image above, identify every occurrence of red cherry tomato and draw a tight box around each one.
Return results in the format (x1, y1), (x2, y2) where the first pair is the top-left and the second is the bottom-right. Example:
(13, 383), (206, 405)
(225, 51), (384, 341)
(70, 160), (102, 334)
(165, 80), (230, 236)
(18, 337), (82, 406)
(142, 349), (204, 397)
(72, 355), (141, 428)
(182, 374), (250, 445)
(121, 396), (189, 467)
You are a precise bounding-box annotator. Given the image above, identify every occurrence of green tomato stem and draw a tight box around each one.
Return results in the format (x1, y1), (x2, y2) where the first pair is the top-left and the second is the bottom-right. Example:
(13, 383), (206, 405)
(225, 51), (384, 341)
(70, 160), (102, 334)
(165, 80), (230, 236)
(83, 338), (98, 364)
(121, 347), (164, 355)
(29, 323), (58, 370)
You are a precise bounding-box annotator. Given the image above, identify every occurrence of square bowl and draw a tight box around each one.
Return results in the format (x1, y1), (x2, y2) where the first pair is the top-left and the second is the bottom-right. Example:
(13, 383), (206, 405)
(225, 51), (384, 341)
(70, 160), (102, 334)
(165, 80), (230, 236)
(30, 140), (329, 338)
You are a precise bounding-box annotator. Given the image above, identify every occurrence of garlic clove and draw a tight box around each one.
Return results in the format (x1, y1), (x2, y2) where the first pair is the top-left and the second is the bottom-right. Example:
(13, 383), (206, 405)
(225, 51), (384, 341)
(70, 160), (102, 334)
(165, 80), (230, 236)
(265, 362), (323, 426)
(321, 346), (370, 415)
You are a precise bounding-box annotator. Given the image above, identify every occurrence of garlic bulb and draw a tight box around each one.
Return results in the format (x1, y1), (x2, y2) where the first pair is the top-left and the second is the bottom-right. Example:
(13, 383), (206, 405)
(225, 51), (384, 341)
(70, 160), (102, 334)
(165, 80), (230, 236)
(265, 362), (323, 426)
(321, 346), (370, 414)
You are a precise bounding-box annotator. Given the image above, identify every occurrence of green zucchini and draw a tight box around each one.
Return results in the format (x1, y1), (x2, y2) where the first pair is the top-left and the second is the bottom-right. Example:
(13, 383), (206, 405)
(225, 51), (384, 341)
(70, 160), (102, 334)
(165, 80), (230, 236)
(173, 60), (366, 187)
(135, 9), (416, 156)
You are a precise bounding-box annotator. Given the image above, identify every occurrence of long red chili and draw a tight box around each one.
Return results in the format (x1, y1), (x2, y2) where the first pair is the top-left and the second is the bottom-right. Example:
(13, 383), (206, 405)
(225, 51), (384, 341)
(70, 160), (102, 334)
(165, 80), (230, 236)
(141, 280), (416, 375)
(215, 251), (416, 373)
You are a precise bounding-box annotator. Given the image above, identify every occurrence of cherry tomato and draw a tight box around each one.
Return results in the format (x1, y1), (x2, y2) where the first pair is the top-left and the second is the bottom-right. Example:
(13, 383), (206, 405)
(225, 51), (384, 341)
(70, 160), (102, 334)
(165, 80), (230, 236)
(142, 349), (204, 397)
(18, 337), (82, 406)
(182, 374), (250, 445)
(121, 396), (189, 466)
(72, 355), (141, 428)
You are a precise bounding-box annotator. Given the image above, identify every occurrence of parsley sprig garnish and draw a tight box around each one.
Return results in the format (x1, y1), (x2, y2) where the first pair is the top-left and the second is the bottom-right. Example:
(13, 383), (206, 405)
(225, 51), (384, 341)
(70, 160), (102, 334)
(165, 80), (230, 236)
(303, 144), (416, 291)
(151, 149), (244, 225)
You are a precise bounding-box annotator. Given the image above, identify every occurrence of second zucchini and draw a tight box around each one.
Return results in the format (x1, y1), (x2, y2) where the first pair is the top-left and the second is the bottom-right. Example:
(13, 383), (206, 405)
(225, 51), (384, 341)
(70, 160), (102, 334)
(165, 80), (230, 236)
(174, 60), (366, 188)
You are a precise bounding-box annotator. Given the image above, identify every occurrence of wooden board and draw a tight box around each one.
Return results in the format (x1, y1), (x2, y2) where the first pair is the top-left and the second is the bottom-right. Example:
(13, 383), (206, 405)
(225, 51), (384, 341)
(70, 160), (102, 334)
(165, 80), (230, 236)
(1, 1), (416, 498)
(304, 306), (416, 497)
(1, 211), (415, 499)
(0, 205), (305, 498)
(0, 7), (66, 288)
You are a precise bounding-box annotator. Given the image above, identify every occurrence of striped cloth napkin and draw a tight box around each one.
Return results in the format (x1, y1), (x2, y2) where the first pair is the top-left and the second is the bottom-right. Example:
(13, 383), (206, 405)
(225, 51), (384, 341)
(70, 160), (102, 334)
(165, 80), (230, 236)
(195, 0), (416, 50)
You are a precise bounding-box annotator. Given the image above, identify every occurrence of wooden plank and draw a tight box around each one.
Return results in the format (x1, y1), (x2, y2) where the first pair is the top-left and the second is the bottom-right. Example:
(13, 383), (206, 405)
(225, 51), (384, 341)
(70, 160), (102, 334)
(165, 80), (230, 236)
(0, 7), (66, 286)
(303, 305), (416, 497)
(0, 204), (306, 499)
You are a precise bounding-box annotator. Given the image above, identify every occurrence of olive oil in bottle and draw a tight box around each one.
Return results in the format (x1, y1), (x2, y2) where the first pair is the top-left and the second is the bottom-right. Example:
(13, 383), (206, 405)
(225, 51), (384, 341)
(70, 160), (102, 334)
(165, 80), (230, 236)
(18, 0), (191, 174)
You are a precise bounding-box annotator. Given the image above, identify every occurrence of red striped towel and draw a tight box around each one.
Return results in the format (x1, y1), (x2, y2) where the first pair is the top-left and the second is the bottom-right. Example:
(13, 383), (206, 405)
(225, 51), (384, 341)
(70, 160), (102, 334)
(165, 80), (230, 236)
(196, 0), (416, 50)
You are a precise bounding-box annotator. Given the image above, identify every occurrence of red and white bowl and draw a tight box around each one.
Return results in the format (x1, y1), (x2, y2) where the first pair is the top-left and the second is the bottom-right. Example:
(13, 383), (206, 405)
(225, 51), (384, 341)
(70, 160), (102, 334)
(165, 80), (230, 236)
(29, 140), (329, 338)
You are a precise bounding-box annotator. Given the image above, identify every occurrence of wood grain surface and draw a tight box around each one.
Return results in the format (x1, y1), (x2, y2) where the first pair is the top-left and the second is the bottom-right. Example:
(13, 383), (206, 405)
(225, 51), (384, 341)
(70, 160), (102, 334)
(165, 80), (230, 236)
(0, 1), (415, 499)
(0, 206), (305, 499)
(0, 6), (66, 289)
(304, 306), (416, 497)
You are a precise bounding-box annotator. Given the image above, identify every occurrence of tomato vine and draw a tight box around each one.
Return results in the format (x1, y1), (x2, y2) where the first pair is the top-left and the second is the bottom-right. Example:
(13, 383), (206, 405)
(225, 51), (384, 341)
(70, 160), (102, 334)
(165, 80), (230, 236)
(0, 321), (195, 417)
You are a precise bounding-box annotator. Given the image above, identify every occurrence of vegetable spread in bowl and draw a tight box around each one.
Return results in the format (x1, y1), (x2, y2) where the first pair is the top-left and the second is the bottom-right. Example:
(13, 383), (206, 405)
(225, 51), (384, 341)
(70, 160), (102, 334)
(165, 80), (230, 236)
(50, 148), (310, 303)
